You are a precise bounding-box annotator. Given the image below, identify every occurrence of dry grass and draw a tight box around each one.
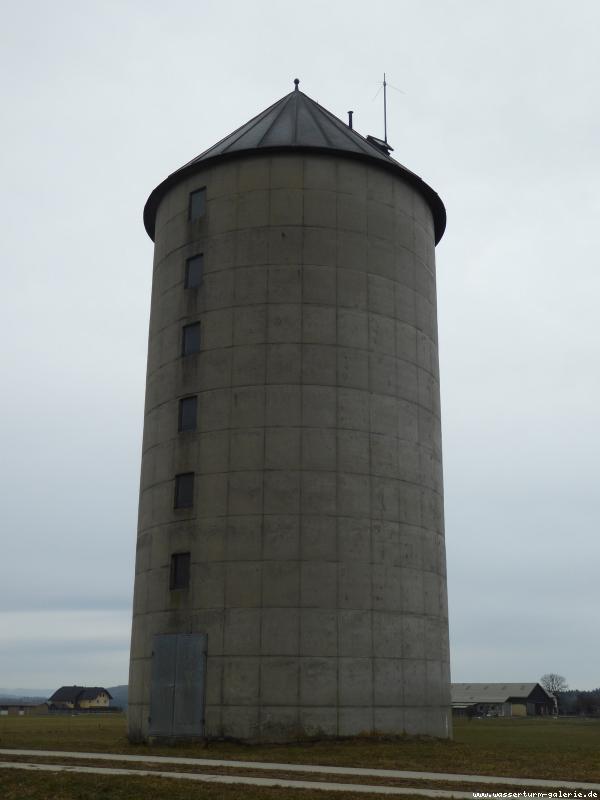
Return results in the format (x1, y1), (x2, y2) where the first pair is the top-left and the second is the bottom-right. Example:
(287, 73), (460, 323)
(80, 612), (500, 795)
(0, 713), (599, 797)
(0, 756), (536, 793)
(0, 753), (537, 793)
(1, 769), (408, 800)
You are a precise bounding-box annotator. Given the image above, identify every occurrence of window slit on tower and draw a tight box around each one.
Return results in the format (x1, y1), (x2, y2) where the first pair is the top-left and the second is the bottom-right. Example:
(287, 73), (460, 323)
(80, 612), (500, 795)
(188, 187), (206, 221)
(185, 254), (203, 288)
(170, 552), (190, 590)
(178, 396), (198, 432)
(174, 473), (194, 509)
(182, 322), (201, 355)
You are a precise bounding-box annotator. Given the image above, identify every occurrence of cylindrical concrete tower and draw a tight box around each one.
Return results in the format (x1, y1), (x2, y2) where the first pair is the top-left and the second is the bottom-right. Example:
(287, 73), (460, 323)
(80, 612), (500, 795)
(128, 81), (450, 743)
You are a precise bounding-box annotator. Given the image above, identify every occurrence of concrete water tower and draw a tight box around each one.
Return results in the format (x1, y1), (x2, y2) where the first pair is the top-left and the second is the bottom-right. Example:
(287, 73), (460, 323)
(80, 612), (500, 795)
(128, 80), (451, 743)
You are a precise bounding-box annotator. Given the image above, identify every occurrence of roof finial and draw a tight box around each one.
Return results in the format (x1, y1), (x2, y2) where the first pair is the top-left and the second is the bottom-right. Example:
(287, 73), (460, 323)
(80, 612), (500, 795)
(294, 78), (300, 91)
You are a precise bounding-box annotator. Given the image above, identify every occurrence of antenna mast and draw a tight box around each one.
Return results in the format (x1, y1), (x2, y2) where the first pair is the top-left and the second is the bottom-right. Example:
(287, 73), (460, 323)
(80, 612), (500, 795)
(383, 72), (387, 143)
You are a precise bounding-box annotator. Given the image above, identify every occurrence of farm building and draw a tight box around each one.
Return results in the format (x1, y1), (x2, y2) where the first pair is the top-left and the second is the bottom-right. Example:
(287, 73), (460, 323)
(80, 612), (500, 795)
(48, 686), (112, 710)
(451, 683), (555, 717)
(0, 702), (48, 716)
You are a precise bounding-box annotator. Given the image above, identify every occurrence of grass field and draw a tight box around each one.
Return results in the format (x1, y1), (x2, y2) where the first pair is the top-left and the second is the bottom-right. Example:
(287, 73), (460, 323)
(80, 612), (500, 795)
(1, 714), (599, 798)
(0, 770), (391, 800)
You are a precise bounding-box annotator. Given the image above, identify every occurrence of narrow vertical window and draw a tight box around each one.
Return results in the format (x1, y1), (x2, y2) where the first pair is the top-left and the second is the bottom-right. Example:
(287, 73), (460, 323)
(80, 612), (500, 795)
(185, 254), (204, 288)
(182, 322), (201, 355)
(174, 473), (194, 508)
(188, 188), (206, 221)
(170, 552), (191, 590)
(178, 396), (197, 432)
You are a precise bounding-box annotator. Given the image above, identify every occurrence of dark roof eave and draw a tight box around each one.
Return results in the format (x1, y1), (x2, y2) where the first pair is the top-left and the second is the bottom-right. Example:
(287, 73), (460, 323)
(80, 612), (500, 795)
(143, 145), (447, 245)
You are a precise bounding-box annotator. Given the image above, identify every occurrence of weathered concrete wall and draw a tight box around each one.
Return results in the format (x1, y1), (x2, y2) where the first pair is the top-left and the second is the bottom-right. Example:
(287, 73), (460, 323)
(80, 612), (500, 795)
(128, 152), (451, 742)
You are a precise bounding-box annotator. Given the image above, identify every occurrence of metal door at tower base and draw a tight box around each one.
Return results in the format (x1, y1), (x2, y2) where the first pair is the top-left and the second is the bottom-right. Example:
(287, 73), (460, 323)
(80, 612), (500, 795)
(149, 633), (207, 737)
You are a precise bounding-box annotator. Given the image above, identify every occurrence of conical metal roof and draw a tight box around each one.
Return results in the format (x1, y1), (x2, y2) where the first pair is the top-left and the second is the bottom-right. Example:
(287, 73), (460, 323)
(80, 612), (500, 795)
(144, 84), (446, 243)
(182, 87), (399, 167)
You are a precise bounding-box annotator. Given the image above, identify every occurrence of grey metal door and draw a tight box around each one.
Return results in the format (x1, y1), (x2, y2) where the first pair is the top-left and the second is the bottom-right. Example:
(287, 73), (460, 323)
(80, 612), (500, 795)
(149, 633), (207, 737)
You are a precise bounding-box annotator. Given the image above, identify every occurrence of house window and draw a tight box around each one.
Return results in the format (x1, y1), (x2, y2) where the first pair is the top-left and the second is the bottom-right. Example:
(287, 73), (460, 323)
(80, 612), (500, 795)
(182, 322), (201, 355)
(179, 396), (197, 432)
(174, 473), (194, 508)
(188, 188), (206, 221)
(170, 552), (190, 590)
(185, 254), (203, 288)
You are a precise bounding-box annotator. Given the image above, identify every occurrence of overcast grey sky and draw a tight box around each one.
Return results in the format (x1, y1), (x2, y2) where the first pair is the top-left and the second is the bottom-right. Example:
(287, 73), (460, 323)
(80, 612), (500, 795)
(1, 0), (599, 693)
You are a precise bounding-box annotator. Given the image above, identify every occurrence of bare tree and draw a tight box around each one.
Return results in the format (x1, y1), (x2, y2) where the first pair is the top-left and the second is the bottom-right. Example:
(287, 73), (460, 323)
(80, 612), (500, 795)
(540, 673), (568, 694)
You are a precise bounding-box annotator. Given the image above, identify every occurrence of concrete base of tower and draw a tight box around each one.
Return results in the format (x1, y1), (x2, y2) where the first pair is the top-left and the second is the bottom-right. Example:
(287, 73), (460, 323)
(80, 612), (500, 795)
(208, 705), (453, 742)
(128, 636), (453, 743)
(127, 702), (452, 744)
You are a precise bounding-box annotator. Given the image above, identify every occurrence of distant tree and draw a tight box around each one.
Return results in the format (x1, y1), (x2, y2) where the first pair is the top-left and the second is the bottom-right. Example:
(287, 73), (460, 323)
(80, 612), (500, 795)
(540, 674), (568, 695)
(576, 690), (600, 717)
(556, 689), (577, 715)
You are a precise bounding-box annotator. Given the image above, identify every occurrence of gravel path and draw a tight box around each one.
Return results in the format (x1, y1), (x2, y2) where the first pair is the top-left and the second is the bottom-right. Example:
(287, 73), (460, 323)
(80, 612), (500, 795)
(1, 748), (598, 796)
